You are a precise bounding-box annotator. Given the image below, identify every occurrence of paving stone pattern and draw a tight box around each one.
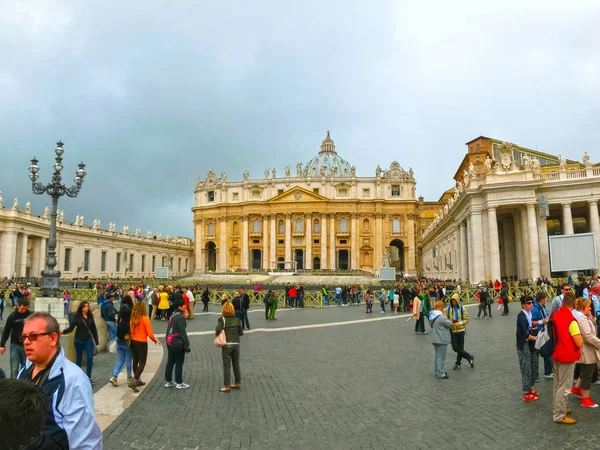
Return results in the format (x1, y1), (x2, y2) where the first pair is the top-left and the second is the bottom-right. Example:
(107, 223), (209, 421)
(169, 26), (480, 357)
(102, 305), (600, 450)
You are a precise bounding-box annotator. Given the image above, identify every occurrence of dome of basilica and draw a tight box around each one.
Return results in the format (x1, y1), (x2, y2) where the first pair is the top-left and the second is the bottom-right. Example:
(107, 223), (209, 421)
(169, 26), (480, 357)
(303, 131), (354, 178)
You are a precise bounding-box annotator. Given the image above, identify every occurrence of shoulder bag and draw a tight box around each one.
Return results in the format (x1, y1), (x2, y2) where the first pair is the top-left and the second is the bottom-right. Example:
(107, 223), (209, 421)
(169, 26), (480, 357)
(214, 317), (227, 347)
(81, 316), (99, 356)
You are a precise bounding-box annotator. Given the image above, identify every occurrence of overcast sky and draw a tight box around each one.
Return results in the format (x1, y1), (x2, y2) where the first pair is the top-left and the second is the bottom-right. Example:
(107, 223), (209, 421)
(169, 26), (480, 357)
(1, 1), (599, 238)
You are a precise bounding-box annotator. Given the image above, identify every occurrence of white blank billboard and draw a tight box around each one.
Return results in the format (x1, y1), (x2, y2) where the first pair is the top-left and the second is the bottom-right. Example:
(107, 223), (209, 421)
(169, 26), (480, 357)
(549, 233), (597, 272)
(155, 267), (170, 279)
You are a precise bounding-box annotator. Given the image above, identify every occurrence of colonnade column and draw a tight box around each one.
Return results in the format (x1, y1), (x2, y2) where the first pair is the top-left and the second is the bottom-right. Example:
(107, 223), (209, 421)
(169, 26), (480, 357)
(19, 234), (28, 278)
(351, 214), (359, 270)
(329, 213), (336, 270)
(487, 207), (501, 282)
(502, 217), (516, 279)
(589, 200), (600, 275)
(454, 226), (460, 280)
(269, 215), (276, 271)
(514, 214), (524, 279)
(241, 216), (249, 270)
(527, 203), (541, 279)
(262, 215), (269, 270)
(219, 218), (227, 271)
(0, 231), (17, 279)
(284, 214), (292, 265)
(470, 210), (485, 283)
(459, 221), (468, 281)
(194, 221), (203, 272)
(466, 217), (474, 282)
(320, 214), (327, 269)
(407, 214), (415, 273)
(305, 214), (312, 270)
(482, 210), (490, 280)
(375, 213), (383, 270)
(562, 203), (574, 235)
(537, 212), (550, 276)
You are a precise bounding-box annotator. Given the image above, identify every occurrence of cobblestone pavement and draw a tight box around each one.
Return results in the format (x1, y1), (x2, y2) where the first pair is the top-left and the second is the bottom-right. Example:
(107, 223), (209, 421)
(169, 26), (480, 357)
(100, 304), (600, 450)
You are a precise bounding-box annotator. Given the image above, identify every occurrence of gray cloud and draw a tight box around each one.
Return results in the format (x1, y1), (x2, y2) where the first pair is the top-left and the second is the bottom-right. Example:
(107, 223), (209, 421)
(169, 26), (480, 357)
(1, 1), (599, 237)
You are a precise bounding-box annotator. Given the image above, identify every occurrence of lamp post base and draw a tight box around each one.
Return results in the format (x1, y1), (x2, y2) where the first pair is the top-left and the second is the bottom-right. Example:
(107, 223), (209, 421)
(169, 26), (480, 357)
(40, 269), (61, 298)
(33, 297), (69, 328)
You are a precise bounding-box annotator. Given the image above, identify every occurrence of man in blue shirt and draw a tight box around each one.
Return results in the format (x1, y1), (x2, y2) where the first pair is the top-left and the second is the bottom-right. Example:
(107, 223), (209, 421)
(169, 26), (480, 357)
(531, 291), (551, 379)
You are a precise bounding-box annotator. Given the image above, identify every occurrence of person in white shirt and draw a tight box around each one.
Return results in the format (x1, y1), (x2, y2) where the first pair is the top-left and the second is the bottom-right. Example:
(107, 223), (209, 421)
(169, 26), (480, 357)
(551, 283), (571, 315)
(183, 287), (196, 320)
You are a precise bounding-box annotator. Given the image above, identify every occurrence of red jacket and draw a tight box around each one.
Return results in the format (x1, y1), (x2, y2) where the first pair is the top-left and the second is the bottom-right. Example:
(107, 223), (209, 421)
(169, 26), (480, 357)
(552, 306), (581, 364)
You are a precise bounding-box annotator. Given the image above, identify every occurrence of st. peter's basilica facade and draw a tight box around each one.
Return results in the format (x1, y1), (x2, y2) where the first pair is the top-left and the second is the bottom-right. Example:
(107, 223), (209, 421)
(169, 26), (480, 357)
(192, 132), (425, 275)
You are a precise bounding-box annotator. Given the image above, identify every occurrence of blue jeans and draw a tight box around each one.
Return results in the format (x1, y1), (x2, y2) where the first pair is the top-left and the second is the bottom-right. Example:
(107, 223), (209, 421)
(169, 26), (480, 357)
(433, 343), (448, 377)
(380, 300), (386, 312)
(74, 338), (94, 378)
(10, 344), (26, 378)
(106, 321), (117, 341)
(335, 294), (341, 305)
(322, 295), (329, 306)
(240, 309), (250, 330)
(290, 297), (296, 308)
(112, 340), (132, 378)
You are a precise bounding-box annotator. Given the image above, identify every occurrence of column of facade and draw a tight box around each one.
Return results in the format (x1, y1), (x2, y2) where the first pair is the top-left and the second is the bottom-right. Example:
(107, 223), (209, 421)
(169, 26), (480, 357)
(351, 214), (359, 270)
(502, 217), (517, 279)
(470, 211), (485, 283)
(466, 217), (474, 282)
(407, 214), (415, 273)
(241, 216), (249, 269)
(270, 214), (276, 271)
(482, 210), (490, 280)
(459, 222), (468, 281)
(519, 209), (531, 278)
(329, 213), (336, 270)
(219, 218), (227, 271)
(305, 214), (313, 270)
(487, 207), (501, 282)
(589, 200), (600, 275)
(514, 213), (525, 279)
(320, 214), (328, 269)
(19, 234), (28, 277)
(262, 215), (269, 270)
(194, 221), (203, 272)
(374, 214), (383, 270)
(454, 226), (460, 280)
(527, 203), (541, 279)
(284, 214), (292, 264)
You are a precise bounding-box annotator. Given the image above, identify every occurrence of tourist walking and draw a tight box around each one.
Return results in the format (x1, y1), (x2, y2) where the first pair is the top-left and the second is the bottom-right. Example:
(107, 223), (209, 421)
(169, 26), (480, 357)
(129, 301), (159, 389)
(183, 286), (195, 319)
(267, 291), (278, 320)
(446, 293), (474, 370)
(571, 297), (600, 408)
(239, 288), (251, 330)
(321, 285), (329, 306)
(412, 288), (427, 334)
(100, 293), (117, 342)
(216, 301), (243, 392)
(365, 289), (374, 313)
(476, 284), (491, 319)
(165, 297), (190, 390)
(202, 286), (210, 312)
(500, 283), (510, 315)
(264, 290), (271, 319)
(516, 295), (539, 402)
(0, 291), (5, 320)
(0, 298), (32, 378)
(379, 288), (387, 313)
(157, 286), (170, 320)
(109, 295), (135, 391)
(429, 300), (452, 379)
(551, 291), (583, 424)
(61, 301), (99, 384)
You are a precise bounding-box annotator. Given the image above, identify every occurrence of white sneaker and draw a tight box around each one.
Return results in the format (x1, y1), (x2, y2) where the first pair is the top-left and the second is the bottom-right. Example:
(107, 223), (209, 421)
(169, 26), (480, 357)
(544, 374), (554, 379)
(176, 383), (189, 390)
(381, 311), (385, 313)
(164, 381), (177, 388)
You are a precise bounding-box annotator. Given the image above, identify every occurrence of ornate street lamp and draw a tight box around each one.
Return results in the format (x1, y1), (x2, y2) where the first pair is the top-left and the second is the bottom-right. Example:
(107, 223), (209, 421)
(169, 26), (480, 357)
(30, 141), (86, 297)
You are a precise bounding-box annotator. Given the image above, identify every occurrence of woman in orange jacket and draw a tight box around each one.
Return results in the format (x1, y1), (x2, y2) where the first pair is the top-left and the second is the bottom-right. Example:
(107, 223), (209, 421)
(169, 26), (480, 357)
(129, 301), (159, 389)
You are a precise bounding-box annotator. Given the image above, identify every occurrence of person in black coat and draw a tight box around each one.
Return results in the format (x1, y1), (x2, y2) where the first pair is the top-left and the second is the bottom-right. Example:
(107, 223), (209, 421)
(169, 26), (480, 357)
(164, 298), (190, 389)
(61, 301), (99, 384)
(239, 288), (251, 330)
(202, 287), (210, 312)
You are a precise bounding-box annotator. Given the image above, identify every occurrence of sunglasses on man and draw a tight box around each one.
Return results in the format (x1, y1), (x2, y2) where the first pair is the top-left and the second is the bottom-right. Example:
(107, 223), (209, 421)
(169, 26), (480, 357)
(20, 332), (52, 343)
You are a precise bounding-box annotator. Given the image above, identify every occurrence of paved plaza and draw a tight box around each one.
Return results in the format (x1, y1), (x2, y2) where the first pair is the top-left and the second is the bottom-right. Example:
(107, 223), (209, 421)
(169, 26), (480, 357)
(96, 304), (600, 450)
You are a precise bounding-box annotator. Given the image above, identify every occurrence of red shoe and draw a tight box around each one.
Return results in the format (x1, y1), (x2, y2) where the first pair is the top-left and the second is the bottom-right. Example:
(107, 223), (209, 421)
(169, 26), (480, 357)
(523, 394), (537, 402)
(581, 397), (599, 408)
(529, 389), (540, 398)
(571, 387), (583, 398)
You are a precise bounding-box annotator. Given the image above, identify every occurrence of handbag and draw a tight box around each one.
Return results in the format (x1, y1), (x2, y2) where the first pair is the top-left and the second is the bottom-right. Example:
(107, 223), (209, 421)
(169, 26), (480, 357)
(109, 339), (118, 353)
(214, 317), (227, 347)
(81, 317), (99, 356)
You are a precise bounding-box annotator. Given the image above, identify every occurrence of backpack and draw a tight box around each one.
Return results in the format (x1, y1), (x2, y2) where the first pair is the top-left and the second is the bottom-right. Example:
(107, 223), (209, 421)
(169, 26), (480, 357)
(538, 313), (556, 358)
(166, 314), (180, 345)
(447, 305), (464, 322)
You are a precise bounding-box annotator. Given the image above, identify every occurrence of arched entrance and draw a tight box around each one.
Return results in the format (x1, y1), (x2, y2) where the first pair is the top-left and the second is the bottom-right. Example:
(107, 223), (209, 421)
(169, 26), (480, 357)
(277, 257), (285, 270)
(294, 249), (304, 270)
(251, 249), (262, 270)
(206, 242), (217, 272)
(389, 239), (405, 273)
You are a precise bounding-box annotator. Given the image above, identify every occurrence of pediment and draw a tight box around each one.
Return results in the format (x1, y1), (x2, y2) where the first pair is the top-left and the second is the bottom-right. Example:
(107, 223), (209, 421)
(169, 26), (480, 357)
(268, 186), (328, 203)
